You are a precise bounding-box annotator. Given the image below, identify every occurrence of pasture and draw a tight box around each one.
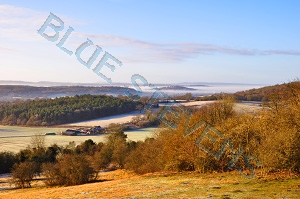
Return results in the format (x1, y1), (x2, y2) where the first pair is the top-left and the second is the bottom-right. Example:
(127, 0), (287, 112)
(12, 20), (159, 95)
(0, 125), (156, 153)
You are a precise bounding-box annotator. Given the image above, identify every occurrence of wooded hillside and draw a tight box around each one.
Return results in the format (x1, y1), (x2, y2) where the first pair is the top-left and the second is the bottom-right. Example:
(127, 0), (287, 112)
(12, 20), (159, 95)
(233, 83), (286, 101)
(0, 94), (138, 126)
(197, 83), (287, 101)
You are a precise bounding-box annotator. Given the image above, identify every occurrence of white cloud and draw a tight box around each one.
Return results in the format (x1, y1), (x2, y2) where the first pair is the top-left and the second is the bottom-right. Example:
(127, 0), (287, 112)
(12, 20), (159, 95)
(0, 4), (83, 42)
(72, 33), (300, 63)
(1, 4), (299, 64)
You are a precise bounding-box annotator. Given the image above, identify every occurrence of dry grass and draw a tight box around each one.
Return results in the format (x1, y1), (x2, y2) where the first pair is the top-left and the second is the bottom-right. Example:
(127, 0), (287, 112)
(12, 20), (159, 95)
(0, 170), (299, 199)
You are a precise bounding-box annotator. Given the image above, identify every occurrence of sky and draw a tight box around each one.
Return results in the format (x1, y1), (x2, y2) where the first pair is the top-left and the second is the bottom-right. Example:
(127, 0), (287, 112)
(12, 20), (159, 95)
(0, 0), (299, 85)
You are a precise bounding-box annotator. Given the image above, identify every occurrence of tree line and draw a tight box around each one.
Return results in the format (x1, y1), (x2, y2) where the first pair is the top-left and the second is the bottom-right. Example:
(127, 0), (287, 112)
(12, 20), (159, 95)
(0, 94), (139, 126)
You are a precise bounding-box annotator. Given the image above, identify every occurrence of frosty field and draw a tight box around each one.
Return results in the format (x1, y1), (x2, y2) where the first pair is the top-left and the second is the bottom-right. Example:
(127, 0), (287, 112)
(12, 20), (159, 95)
(0, 125), (156, 153)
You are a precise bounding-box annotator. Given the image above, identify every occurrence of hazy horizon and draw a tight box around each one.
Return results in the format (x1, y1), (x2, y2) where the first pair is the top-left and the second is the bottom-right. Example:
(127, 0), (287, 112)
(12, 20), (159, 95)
(0, 80), (267, 100)
(0, 79), (269, 86)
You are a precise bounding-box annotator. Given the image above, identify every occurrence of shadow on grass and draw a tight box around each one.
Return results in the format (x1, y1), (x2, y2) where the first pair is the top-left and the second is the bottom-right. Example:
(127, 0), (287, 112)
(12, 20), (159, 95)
(87, 179), (112, 184)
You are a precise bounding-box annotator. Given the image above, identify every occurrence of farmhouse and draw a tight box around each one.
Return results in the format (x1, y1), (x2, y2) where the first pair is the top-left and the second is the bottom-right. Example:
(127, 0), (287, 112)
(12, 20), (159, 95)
(62, 129), (81, 136)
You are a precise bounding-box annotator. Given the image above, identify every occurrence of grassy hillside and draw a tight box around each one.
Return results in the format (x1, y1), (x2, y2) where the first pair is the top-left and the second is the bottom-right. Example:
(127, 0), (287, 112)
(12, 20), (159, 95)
(0, 170), (299, 198)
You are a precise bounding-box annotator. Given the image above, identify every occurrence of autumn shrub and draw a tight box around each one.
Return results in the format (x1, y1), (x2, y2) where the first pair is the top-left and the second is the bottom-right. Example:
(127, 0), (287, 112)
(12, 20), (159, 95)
(0, 151), (17, 174)
(11, 161), (38, 188)
(42, 162), (60, 186)
(42, 154), (95, 186)
(97, 131), (128, 168)
(125, 138), (165, 174)
(253, 81), (300, 173)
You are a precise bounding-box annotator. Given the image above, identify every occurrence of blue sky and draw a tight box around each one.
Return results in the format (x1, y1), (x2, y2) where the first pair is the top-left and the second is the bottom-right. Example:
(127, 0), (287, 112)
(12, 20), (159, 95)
(0, 0), (299, 85)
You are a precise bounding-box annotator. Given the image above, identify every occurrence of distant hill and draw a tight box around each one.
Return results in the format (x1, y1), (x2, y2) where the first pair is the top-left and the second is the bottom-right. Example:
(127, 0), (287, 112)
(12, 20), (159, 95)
(0, 85), (137, 101)
(0, 80), (107, 87)
(233, 83), (286, 101)
(159, 86), (196, 91)
(197, 82), (289, 101)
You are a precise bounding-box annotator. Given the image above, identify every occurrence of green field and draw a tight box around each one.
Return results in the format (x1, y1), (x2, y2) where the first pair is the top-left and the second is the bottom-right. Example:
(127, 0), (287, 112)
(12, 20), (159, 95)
(0, 125), (156, 153)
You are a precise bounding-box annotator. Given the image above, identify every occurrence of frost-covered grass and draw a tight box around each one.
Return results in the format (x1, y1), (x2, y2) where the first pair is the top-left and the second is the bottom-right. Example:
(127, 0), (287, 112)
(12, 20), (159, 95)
(64, 110), (144, 127)
(0, 125), (155, 153)
(1, 170), (299, 198)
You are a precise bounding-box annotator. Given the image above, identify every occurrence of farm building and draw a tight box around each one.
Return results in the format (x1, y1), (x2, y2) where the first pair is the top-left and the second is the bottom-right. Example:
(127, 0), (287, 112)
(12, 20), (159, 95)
(94, 126), (102, 131)
(62, 129), (81, 136)
(44, 132), (56, 135)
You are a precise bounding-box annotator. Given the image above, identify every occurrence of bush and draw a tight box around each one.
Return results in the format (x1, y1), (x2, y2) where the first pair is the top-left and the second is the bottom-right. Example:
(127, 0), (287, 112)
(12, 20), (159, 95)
(11, 162), (38, 188)
(125, 138), (165, 174)
(0, 151), (17, 174)
(42, 154), (95, 186)
(42, 162), (59, 186)
(106, 123), (125, 133)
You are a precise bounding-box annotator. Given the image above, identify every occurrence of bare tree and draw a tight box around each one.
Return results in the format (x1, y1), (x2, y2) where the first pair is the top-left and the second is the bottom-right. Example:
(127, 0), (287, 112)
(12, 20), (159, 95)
(30, 133), (45, 149)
